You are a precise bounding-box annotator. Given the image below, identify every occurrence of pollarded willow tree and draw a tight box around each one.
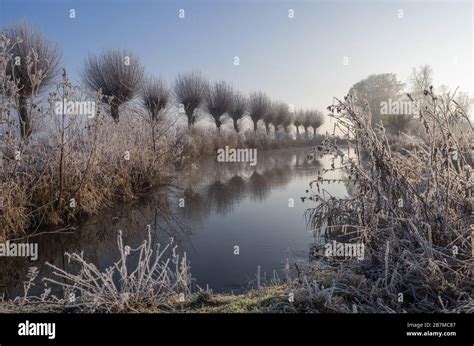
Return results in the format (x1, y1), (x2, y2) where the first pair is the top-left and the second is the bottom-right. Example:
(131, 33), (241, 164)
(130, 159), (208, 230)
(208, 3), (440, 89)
(173, 71), (208, 129)
(142, 76), (170, 122)
(272, 102), (290, 133)
(310, 110), (325, 134)
(205, 81), (233, 130)
(141, 76), (171, 153)
(81, 49), (144, 122)
(303, 109), (324, 136)
(248, 91), (270, 132)
(5, 22), (61, 139)
(294, 110), (303, 135)
(228, 91), (248, 132)
(262, 105), (275, 134)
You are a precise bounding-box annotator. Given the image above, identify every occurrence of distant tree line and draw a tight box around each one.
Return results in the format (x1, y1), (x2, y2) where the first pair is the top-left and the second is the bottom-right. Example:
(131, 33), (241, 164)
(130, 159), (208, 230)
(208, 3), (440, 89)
(3, 22), (325, 140)
(6, 22), (471, 141)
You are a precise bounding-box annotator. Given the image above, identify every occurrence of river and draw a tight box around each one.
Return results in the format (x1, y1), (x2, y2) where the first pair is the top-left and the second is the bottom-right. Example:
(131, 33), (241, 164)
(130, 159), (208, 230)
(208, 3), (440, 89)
(0, 147), (349, 297)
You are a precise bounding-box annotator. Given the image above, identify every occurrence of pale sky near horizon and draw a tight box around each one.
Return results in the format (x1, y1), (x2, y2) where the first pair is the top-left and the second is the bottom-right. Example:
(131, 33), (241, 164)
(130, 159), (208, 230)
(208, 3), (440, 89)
(1, 0), (473, 131)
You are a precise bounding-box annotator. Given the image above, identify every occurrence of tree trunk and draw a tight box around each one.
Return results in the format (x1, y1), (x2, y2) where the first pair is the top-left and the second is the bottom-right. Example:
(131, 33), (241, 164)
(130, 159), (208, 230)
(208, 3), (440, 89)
(18, 95), (32, 139)
(111, 102), (120, 122)
(214, 115), (222, 129)
(186, 109), (194, 129)
(233, 118), (239, 132)
(253, 121), (258, 132)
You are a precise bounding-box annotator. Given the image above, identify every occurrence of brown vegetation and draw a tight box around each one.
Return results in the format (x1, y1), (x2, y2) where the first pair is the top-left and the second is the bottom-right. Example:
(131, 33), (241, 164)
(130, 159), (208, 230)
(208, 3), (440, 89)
(297, 89), (473, 312)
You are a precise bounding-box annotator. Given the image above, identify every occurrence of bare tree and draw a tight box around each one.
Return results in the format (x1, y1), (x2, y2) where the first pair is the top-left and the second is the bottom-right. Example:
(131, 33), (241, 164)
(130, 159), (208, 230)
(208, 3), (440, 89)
(141, 76), (170, 153)
(81, 49), (144, 122)
(272, 102), (289, 133)
(248, 91), (270, 131)
(205, 81), (233, 129)
(294, 110), (303, 135)
(228, 91), (247, 132)
(348, 73), (405, 127)
(5, 22), (61, 139)
(142, 76), (170, 122)
(410, 65), (433, 97)
(310, 110), (324, 134)
(173, 71), (208, 129)
(303, 109), (324, 136)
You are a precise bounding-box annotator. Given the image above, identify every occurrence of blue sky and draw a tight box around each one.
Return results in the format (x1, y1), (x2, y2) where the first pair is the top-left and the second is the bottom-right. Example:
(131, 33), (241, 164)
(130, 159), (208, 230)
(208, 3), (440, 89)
(1, 0), (473, 117)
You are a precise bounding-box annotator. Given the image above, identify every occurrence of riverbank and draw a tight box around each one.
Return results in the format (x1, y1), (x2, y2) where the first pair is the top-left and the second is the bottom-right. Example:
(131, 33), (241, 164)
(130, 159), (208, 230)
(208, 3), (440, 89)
(0, 286), (290, 313)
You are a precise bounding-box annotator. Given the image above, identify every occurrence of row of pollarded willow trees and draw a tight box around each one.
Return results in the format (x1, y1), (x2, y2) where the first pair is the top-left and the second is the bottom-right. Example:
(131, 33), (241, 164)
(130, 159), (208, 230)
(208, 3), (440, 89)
(5, 23), (324, 139)
(81, 52), (325, 135)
